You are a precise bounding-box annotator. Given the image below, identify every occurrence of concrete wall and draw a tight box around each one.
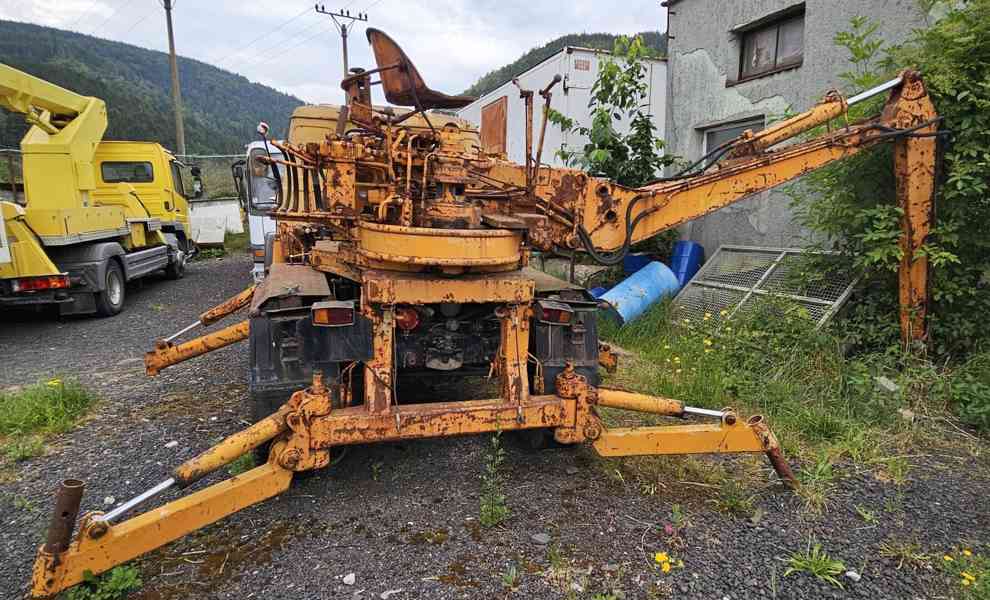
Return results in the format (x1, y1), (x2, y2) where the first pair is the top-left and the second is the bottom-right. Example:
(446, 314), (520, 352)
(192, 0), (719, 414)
(665, 0), (935, 252)
(458, 48), (666, 167)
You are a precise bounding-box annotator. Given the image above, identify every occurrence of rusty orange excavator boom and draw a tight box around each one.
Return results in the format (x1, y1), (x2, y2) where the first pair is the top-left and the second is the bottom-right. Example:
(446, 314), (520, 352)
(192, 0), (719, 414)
(31, 29), (937, 598)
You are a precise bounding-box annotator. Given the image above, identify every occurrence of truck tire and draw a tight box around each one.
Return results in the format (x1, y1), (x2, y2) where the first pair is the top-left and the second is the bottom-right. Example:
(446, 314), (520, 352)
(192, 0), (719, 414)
(164, 250), (186, 280)
(95, 260), (125, 317)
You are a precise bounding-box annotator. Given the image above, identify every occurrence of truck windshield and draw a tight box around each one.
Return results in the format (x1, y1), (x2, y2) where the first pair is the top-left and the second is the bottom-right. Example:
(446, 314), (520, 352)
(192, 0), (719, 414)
(248, 147), (283, 211)
(102, 161), (154, 183)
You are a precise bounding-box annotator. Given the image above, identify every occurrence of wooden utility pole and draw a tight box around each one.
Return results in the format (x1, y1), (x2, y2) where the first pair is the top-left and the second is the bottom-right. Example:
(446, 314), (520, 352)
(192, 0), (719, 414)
(162, 0), (186, 156)
(315, 6), (368, 78)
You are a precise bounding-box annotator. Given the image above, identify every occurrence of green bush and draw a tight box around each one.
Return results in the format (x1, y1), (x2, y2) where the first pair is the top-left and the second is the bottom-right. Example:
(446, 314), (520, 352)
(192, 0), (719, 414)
(790, 6), (990, 358)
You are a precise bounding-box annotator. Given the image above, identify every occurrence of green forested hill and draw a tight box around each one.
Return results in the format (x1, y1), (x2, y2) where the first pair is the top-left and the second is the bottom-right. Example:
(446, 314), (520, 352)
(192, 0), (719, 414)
(464, 31), (667, 97)
(0, 19), (304, 155)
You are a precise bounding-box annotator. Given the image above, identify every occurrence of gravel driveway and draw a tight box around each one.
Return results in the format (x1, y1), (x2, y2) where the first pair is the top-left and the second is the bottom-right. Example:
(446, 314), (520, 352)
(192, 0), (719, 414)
(1, 255), (987, 600)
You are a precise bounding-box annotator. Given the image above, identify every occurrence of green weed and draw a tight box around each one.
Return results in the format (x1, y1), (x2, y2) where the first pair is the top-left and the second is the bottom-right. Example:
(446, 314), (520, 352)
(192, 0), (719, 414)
(942, 548), (990, 598)
(227, 453), (256, 476)
(854, 504), (878, 525)
(784, 539), (846, 589)
(879, 539), (930, 570)
(65, 565), (142, 600)
(3, 434), (44, 462)
(500, 564), (520, 590)
(479, 432), (510, 527)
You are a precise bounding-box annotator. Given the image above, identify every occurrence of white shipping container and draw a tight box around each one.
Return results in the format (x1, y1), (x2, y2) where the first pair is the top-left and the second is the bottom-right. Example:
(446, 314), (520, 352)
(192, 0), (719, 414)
(456, 47), (667, 168)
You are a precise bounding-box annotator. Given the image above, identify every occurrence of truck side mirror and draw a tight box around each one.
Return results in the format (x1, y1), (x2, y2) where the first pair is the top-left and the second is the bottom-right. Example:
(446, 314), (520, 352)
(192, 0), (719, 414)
(191, 171), (204, 199)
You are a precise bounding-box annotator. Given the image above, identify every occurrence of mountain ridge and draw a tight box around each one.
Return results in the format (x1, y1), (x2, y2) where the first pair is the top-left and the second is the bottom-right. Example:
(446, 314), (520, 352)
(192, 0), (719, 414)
(0, 19), (304, 155)
(463, 31), (667, 97)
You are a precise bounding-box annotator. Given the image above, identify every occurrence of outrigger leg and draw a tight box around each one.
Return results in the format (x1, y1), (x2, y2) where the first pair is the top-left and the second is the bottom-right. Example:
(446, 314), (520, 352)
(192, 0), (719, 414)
(31, 368), (794, 598)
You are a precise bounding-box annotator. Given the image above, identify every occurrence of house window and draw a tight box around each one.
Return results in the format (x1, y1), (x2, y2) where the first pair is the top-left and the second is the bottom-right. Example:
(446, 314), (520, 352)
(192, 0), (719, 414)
(703, 117), (765, 165)
(480, 96), (508, 155)
(739, 11), (804, 80)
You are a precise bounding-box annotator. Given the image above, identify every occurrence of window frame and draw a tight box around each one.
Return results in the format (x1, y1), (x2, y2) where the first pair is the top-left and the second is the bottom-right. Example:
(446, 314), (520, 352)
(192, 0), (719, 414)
(100, 161), (155, 184)
(733, 7), (805, 85)
(169, 161), (186, 198)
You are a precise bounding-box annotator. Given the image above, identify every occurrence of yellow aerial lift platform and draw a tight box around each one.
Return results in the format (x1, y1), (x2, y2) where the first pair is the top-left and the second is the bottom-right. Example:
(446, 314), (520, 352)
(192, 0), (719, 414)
(0, 62), (202, 316)
(31, 30), (937, 596)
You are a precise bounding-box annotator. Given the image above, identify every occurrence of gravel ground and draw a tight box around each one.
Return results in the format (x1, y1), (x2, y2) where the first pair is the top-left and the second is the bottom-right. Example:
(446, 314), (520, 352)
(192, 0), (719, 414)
(1, 254), (988, 600)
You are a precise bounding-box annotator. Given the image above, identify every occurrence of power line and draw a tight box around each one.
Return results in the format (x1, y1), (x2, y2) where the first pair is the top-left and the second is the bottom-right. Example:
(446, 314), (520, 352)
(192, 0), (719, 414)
(244, 16), (328, 64)
(87, 0), (125, 36)
(118, 5), (156, 39)
(209, 4), (313, 67)
(68, 0), (100, 29)
(249, 21), (338, 68)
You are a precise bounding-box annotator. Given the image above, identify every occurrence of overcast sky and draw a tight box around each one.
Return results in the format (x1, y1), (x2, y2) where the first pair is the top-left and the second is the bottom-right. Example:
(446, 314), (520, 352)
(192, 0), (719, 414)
(1, 0), (666, 104)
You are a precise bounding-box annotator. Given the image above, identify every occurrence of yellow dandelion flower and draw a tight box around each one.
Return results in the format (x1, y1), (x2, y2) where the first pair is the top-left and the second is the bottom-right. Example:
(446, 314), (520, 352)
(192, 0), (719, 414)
(944, 555), (955, 562)
(703, 338), (713, 346)
(661, 561), (672, 573)
(46, 378), (62, 387)
(703, 312), (711, 321)
(961, 579), (971, 587)
(963, 549), (973, 557)
(719, 309), (728, 317)
(704, 349), (713, 354)
(962, 572), (976, 582)
(673, 356), (680, 363)
(654, 552), (669, 564)
(663, 344), (670, 350)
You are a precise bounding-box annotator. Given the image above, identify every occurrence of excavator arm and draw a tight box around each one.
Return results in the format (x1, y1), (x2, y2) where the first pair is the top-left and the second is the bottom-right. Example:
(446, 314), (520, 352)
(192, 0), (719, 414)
(519, 70), (936, 345)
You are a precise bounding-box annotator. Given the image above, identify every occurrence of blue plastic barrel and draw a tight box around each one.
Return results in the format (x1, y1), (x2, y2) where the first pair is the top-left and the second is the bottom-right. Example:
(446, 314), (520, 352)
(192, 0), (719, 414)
(623, 252), (653, 275)
(670, 241), (704, 287)
(589, 286), (608, 298)
(600, 261), (681, 324)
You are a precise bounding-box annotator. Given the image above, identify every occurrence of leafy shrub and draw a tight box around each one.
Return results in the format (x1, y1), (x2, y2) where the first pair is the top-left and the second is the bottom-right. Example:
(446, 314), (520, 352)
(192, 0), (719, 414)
(789, 7), (990, 358)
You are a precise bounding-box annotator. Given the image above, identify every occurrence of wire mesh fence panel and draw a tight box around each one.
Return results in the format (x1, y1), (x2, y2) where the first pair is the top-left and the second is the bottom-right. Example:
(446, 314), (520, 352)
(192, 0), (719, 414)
(670, 245), (858, 329)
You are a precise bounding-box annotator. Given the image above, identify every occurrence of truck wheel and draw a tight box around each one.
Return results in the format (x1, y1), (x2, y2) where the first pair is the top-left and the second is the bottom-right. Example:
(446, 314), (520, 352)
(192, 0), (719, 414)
(95, 260), (125, 317)
(164, 250), (186, 280)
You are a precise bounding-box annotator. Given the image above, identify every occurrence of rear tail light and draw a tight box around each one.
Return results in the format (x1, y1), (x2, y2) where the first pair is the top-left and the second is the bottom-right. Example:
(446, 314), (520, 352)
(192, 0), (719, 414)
(536, 300), (574, 325)
(252, 248), (265, 260)
(395, 306), (420, 331)
(11, 274), (70, 293)
(312, 300), (355, 327)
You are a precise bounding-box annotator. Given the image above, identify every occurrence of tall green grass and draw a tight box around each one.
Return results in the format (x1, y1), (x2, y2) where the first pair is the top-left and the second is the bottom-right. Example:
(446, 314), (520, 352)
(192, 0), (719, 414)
(598, 299), (960, 459)
(0, 379), (97, 461)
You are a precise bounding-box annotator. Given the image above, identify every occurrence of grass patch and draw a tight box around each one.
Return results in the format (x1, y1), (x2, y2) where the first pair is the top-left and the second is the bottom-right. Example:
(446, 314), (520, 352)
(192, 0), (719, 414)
(223, 230), (250, 253)
(598, 299), (978, 499)
(0, 379), (97, 462)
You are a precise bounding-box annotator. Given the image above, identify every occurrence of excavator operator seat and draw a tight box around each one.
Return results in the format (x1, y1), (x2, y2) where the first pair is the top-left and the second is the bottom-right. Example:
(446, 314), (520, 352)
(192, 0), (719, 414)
(365, 28), (476, 110)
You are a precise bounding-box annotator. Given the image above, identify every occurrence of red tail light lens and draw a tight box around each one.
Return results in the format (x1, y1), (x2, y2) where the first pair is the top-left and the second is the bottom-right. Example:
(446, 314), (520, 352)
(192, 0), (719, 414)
(536, 300), (574, 325)
(395, 306), (420, 331)
(11, 274), (70, 293)
(312, 300), (355, 327)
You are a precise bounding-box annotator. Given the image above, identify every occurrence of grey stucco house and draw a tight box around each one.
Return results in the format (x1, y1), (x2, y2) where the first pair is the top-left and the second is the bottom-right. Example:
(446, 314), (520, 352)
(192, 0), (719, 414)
(661, 0), (936, 252)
